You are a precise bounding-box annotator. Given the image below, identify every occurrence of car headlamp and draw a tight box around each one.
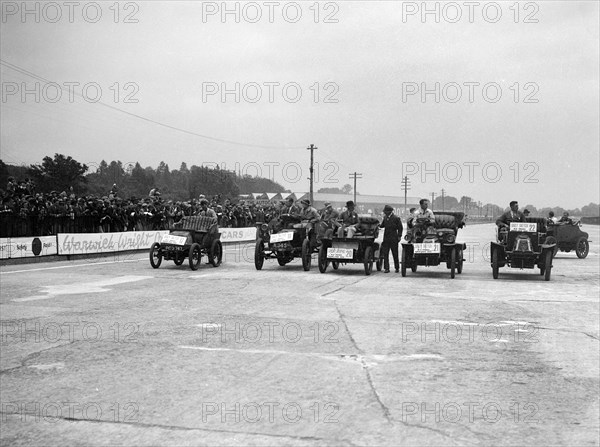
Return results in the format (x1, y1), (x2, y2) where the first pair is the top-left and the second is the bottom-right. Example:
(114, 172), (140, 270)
(446, 234), (456, 243)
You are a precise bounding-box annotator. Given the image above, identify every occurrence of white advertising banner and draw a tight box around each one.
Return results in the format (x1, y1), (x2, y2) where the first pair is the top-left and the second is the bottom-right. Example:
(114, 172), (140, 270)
(0, 236), (58, 259)
(57, 231), (169, 255)
(218, 227), (256, 243)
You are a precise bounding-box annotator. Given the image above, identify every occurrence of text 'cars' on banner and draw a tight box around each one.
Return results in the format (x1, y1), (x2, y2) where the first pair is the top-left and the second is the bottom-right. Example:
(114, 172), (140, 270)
(218, 227), (256, 242)
(0, 236), (58, 259)
(57, 231), (169, 255)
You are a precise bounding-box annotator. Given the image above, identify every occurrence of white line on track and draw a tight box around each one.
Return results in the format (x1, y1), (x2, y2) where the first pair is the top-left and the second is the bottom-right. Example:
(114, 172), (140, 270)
(0, 258), (147, 275)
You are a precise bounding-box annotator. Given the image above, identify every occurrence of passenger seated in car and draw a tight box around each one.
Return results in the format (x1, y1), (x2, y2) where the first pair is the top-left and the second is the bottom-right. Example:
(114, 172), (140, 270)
(337, 200), (359, 238)
(547, 211), (558, 225)
(558, 211), (573, 224)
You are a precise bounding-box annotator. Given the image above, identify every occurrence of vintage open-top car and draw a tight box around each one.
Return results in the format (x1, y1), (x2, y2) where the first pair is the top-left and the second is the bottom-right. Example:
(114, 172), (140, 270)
(318, 216), (381, 276)
(491, 217), (555, 280)
(149, 215), (223, 270)
(401, 211), (466, 278)
(545, 221), (590, 258)
(254, 214), (319, 271)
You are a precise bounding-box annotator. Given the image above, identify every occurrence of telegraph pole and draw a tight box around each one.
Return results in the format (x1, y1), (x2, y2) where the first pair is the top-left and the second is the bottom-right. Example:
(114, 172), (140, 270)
(307, 144), (317, 203)
(349, 172), (362, 204)
(440, 188), (445, 211)
(401, 176), (411, 215)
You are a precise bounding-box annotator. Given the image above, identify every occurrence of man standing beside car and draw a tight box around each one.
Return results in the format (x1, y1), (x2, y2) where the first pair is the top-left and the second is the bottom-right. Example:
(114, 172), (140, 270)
(380, 205), (403, 273)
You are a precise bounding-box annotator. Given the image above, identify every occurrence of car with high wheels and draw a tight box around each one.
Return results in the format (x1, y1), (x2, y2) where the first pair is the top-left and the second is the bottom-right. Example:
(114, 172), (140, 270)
(254, 214), (320, 271)
(400, 211), (466, 279)
(149, 216), (223, 271)
(318, 216), (381, 276)
(490, 217), (556, 281)
(545, 220), (590, 258)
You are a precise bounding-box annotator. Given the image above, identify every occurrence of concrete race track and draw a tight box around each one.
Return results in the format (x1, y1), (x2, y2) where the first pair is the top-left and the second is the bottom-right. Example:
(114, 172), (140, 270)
(1, 223), (599, 446)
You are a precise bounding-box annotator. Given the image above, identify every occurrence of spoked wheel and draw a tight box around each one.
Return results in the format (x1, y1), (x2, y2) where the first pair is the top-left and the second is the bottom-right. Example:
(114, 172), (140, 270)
(301, 239), (312, 271)
(457, 248), (463, 274)
(174, 255), (184, 266)
(449, 248), (456, 279)
(209, 239), (223, 267)
(189, 243), (201, 271)
(491, 247), (499, 279)
(401, 247), (407, 277)
(318, 245), (329, 273)
(332, 261), (339, 270)
(254, 239), (264, 270)
(149, 243), (162, 269)
(544, 250), (552, 281)
(376, 258), (382, 272)
(364, 246), (373, 276)
(576, 237), (589, 259)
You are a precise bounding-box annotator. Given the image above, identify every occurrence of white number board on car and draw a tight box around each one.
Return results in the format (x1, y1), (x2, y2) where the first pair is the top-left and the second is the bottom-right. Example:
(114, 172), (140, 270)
(161, 234), (187, 246)
(413, 243), (440, 254)
(270, 232), (294, 243)
(510, 222), (537, 232)
(327, 248), (354, 259)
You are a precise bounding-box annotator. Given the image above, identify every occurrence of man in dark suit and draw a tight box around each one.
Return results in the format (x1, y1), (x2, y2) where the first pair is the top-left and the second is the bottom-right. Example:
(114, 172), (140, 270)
(380, 205), (403, 273)
(496, 201), (526, 228)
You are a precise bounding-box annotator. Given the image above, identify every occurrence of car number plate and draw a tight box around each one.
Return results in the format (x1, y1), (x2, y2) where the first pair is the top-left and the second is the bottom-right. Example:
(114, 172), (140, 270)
(413, 243), (440, 254)
(161, 235), (187, 245)
(327, 248), (353, 259)
(510, 222), (536, 232)
(270, 232), (294, 243)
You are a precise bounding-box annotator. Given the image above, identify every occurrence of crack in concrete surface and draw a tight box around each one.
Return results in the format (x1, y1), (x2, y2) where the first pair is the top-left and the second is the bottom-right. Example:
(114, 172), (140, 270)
(0, 412), (358, 445)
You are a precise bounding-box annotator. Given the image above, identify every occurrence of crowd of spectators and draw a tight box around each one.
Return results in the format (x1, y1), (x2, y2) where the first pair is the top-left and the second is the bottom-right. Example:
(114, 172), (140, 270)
(0, 178), (284, 238)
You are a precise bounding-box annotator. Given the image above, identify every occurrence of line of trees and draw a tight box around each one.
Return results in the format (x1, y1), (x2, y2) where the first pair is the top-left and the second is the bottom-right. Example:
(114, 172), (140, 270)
(0, 154), (285, 200)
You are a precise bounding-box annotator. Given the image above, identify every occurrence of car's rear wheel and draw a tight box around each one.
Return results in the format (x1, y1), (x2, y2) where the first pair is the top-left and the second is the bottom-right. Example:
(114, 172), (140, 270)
(254, 239), (264, 270)
(544, 249), (552, 281)
(491, 247), (499, 279)
(318, 245), (328, 273)
(149, 243), (162, 269)
(209, 240), (223, 267)
(576, 237), (589, 258)
(301, 239), (311, 271)
(364, 246), (373, 276)
(457, 248), (463, 274)
(401, 247), (407, 277)
(411, 261), (417, 273)
(189, 243), (201, 270)
(174, 255), (184, 266)
(449, 248), (456, 279)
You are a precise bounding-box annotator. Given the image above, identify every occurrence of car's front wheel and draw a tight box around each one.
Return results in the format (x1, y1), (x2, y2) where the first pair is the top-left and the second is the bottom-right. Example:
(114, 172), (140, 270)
(189, 243), (201, 270)
(149, 243), (162, 269)
(254, 239), (264, 270)
(364, 246), (373, 276)
(318, 245), (328, 273)
(491, 247), (499, 279)
(301, 239), (312, 271)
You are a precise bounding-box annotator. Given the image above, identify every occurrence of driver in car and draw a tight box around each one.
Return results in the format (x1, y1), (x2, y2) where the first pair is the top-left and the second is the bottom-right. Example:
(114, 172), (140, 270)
(337, 200), (359, 238)
(409, 199), (436, 234)
(198, 199), (217, 219)
(496, 201), (526, 228)
(280, 197), (300, 217)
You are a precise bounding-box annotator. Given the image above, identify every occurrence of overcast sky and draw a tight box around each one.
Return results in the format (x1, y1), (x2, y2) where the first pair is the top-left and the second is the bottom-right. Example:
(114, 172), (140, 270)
(1, 1), (598, 208)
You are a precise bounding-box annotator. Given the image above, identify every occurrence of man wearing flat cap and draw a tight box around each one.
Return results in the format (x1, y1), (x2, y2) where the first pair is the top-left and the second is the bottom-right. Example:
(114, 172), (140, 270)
(198, 198), (217, 218)
(280, 197), (300, 217)
(380, 205), (403, 273)
(320, 202), (340, 238)
(299, 199), (320, 224)
(338, 200), (359, 238)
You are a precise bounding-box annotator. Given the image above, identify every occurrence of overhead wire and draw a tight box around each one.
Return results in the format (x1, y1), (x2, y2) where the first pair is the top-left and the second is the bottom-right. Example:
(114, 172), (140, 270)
(0, 59), (306, 151)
